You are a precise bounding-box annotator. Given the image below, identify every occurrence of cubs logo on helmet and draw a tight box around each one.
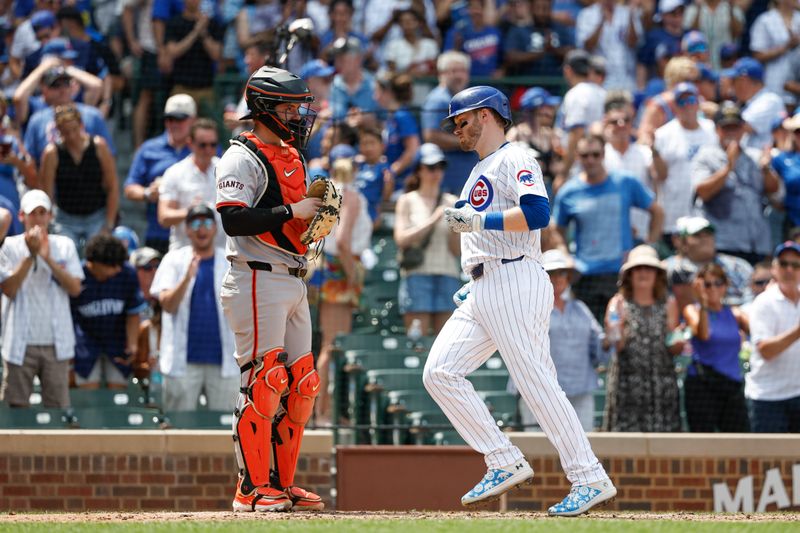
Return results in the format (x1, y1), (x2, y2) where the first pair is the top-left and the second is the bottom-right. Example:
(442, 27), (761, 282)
(517, 169), (536, 187)
(469, 176), (493, 211)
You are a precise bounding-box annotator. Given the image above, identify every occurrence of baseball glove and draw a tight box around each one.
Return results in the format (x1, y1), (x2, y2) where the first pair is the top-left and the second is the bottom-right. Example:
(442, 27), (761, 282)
(300, 178), (342, 245)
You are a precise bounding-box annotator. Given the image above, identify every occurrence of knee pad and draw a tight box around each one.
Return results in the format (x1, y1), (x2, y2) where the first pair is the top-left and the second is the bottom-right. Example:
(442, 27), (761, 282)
(272, 352), (318, 489)
(233, 348), (288, 494)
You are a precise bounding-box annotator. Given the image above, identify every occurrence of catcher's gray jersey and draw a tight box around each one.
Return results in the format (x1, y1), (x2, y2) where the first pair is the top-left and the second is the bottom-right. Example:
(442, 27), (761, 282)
(459, 143), (548, 274)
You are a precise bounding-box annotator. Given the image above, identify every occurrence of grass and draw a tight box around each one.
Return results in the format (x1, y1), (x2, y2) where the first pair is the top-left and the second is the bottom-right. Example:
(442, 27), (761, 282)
(2, 518), (800, 533)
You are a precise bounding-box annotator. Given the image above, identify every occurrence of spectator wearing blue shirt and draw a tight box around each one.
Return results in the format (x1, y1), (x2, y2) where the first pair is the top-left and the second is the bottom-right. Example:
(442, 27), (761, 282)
(124, 94), (195, 254)
(444, 0), (503, 78)
(150, 204), (238, 411)
(0, 102), (38, 211)
(503, 0), (572, 78)
(356, 126), (390, 223)
(375, 72), (421, 193)
(72, 235), (147, 389)
(552, 133), (664, 321)
(421, 51), (479, 195)
(772, 113), (800, 229)
(330, 36), (378, 122)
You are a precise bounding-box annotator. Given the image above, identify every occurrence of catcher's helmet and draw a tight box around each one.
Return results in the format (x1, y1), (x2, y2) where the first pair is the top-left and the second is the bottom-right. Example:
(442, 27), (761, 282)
(440, 86), (512, 133)
(242, 66), (317, 149)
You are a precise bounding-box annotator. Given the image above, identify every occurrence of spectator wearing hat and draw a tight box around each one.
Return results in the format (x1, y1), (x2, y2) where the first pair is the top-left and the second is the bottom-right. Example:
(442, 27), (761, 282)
(443, 0), (503, 79)
(507, 87), (562, 188)
(683, 262), (751, 433)
(652, 82), (718, 244)
(23, 37), (82, 80)
(503, 0), (572, 78)
(330, 36), (378, 122)
(576, 0), (642, 93)
(158, 118), (225, 252)
(691, 100), (779, 265)
(664, 216), (754, 313)
(637, 0), (685, 85)
(512, 249), (605, 432)
(681, 30), (711, 65)
(552, 132), (664, 322)
(695, 63), (721, 117)
(723, 57), (786, 150)
(394, 142), (460, 337)
(637, 57), (699, 147)
(124, 94), (195, 254)
(554, 49), (606, 194)
(319, 0), (369, 57)
(71, 235), (147, 390)
(130, 247), (162, 306)
(298, 58), (336, 160)
(0, 189), (83, 408)
(746, 240), (800, 432)
(684, 0), (744, 71)
(150, 203), (237, 411)
(9, 8), (58, 80)
(374, 72), (420, 193)
(420, 51), (478, 195)
(130, 245), (163, 384)
(602, 244), (683, 432)
(40, 103), (119, 252)
(749, 0), (800, 106)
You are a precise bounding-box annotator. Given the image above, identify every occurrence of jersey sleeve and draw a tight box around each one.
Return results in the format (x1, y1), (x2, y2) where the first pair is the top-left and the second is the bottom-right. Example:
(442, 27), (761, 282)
(125, 145), (149, 187)
(123, 267), (148, 315)
(505, 147), (548, 202)
(215, 147), (262, 209)
(626, 175), (654, 210)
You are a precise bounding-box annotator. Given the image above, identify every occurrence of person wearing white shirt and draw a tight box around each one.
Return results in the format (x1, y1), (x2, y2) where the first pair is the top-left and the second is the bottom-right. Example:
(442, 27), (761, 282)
(150, 204), (238, 411)
(652, 82), (718, 239)
(749, 0), (800, 105)
(746, 241), (800, 432)
(158, 118), (226, 252)
(0, 189), (83, 408)
(576, 0), (642, 93)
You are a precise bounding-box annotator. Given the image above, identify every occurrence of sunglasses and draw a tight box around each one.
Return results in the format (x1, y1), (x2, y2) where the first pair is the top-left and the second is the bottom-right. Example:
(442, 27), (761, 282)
(578, 151), (603, 159)
(779, 260), (800, 270)
(677, 94), (698, 107)
(703, 280), (725, 288)
(49, 79), (71, 89)
(195, 141), (218, 149)
(752, 278), (771, 287)
(608, 117), (631, 127)
(188, 218), (215, 231)
(138, 264), (159, 272)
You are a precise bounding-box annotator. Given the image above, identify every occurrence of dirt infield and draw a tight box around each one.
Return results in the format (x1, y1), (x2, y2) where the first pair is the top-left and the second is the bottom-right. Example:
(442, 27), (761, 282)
(2, 511), (799, 523)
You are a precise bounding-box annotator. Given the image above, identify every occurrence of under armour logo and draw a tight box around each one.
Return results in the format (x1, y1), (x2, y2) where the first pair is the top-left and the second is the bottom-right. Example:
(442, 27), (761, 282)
(284, 168), (297, 177)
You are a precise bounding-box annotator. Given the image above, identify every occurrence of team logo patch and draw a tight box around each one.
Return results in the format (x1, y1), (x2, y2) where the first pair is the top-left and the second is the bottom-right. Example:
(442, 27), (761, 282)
(517, 169), (537, 187)
(469, 175), (493, 211)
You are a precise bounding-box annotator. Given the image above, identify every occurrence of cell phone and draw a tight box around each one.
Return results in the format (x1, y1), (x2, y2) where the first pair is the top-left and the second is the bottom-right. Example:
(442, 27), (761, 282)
(0, 139), (11, 157)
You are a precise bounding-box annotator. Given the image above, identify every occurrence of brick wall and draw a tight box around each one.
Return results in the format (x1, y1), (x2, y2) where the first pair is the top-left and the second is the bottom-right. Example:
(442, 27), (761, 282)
(0, 431), (333, 512)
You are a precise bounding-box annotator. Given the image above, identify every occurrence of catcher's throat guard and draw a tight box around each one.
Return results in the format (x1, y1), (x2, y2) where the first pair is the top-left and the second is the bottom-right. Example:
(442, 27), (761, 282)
(233, 349), (288, 494)
(300, 179), (341, 245)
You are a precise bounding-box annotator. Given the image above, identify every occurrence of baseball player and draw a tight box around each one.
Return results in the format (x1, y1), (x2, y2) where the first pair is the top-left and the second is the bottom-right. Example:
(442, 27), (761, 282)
(215, 66), (324, 512)
(424, 86), (617, 516)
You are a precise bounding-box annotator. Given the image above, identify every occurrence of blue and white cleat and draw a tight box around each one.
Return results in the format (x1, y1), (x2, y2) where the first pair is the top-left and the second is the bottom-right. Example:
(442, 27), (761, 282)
(548, 478), (617, 517)
(461, 460), (534, 506)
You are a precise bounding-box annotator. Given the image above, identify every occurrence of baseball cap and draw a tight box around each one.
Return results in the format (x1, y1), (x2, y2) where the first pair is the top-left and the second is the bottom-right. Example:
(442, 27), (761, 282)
(520, 87), (562, 111)
(589, 55), (607, 76)
(31, 10), (56, 31)
(186, 204), (215, 222)
(42, 66), (72, 87)
(112, 225), (140, 253)
(299, 59), (335, 80)
(775, 241), (800, 257)
(20, 189), (52, 214)
(696, 63), (718, 83)
(329, 143), (357, 162)
(541, 249), (576, 273)
(673, 81), (698, 99)
(418, 143), (446, 166)
(654, 0), (684, 21)
(331, 36), (363, 57)
(721, 57), (763, 81)
(130, 247), (162, 268)
(164, 93), (197, 120)
(564, 49), (591, 76)
(56, 5), (85, 26)
(720, 43), (739, 62)
(682, 31), (708, 54)
(41, 38), (79, 60)
(714, 100), (742, 126)
(678, 216), (715, 236)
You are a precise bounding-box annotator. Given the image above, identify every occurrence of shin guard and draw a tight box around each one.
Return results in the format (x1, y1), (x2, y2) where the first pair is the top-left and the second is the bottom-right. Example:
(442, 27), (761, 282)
(272, 353), (320, 489)
(233, 349), (288, 494)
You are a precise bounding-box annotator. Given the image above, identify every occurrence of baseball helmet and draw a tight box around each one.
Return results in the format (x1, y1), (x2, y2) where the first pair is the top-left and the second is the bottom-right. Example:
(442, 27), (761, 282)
(440, 86), (512, 133)
(242, 66), (317, 150)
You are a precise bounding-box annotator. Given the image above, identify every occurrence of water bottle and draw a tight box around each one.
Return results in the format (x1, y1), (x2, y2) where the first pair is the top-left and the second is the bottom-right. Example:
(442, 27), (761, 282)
(607, 309), (621, 343)
(408, 319), (423, 343)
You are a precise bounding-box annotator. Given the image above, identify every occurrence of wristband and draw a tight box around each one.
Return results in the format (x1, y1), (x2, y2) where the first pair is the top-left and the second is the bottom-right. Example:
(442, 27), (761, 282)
(484, 212), (504, 231)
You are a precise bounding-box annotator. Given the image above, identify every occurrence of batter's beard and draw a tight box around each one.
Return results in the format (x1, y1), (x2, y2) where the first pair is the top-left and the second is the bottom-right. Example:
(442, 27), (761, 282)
(459, 121), (482, 152)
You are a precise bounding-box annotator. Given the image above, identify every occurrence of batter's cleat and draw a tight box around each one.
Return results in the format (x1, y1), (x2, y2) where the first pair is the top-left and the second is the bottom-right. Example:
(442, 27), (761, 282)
(461, 460), (534, 506)
(286, 486), (325, 511)
(232, 484), (292, 512)
(547, 478), (617, 517)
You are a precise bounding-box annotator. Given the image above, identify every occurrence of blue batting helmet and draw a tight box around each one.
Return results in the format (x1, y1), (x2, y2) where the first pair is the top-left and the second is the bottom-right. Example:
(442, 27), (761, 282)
(440, 86), (512, 133)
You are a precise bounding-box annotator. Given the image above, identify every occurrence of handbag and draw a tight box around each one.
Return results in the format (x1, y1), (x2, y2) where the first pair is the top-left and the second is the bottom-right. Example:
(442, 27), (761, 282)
(398, 193), (442, 270)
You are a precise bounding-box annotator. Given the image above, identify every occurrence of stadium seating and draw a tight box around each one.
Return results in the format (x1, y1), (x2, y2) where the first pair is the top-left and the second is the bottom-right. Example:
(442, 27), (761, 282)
(0, 408), (73, 429)
(68, 407), (162, 429)
(160, 411), (234, 429)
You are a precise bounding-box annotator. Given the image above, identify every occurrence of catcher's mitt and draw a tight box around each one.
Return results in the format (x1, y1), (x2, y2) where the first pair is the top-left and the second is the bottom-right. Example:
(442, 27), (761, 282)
(300, 178), (342, 245)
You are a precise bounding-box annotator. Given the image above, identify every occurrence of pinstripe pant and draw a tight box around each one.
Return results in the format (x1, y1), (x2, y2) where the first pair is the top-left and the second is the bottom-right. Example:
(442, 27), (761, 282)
(423, 258), (608, 486)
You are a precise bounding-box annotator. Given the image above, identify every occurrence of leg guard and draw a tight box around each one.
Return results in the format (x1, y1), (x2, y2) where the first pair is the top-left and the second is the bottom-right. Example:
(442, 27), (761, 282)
(272, 353), (320, 489)
(233, 348), (288, 494)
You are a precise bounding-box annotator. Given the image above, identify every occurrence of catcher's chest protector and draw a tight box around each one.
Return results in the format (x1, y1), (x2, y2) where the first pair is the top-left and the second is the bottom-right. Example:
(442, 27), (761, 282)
(235, 132), (309, 255)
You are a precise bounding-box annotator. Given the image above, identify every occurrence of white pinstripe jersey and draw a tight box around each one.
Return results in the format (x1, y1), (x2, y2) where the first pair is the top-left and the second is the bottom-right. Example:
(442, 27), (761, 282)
(459, 142), (548, 273)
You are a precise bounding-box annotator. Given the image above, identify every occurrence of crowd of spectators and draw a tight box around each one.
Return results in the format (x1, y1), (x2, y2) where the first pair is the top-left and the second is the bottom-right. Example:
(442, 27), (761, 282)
(0, 0), (798, 433)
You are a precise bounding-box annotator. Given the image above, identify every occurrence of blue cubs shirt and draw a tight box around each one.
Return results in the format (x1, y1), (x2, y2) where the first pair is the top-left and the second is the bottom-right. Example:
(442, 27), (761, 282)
(356, 160), (388, 221)
(384, 107), (420, 190)
(186, 256), (222, 365)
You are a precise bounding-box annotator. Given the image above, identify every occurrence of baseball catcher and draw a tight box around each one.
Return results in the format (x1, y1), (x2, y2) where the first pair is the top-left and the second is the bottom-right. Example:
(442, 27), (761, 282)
(215, 66), (330, 512)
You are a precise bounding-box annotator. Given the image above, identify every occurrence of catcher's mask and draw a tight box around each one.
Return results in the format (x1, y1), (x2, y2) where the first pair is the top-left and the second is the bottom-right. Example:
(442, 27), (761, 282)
(242, 66), (317, 150)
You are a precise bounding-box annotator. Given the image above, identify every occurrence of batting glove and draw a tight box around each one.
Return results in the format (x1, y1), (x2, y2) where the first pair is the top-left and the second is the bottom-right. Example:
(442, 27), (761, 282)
(445, 203), (484, 233)
(452, 281), (472, 307)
